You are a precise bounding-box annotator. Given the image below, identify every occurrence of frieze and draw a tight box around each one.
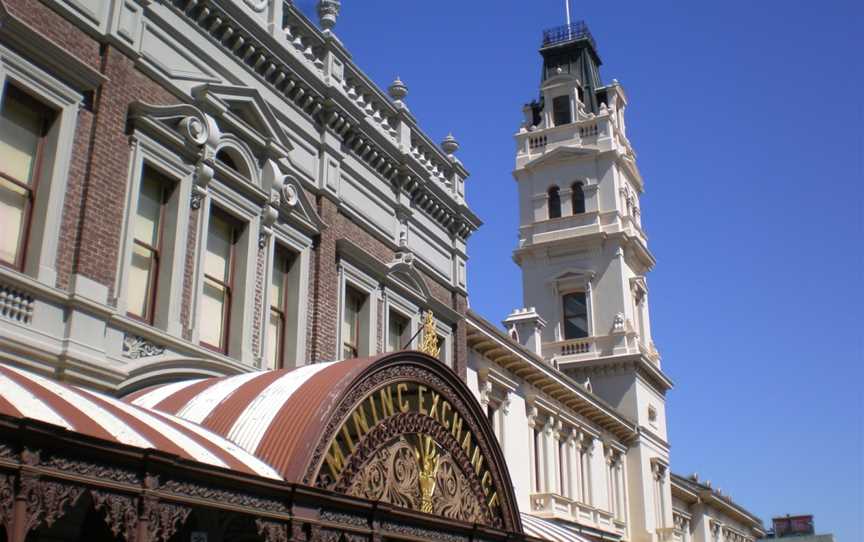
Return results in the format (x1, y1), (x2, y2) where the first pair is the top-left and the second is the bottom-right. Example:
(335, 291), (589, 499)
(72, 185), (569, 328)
(91, 490), (140, 542)
(43, 455), (140, 485)
(331, 412), (491, 526)
(379, 520), (468, 542)
(122, 334), (166, 359)
(319, 509), (368, 528)
(161, 479), (287, 513)
(21, 477), (85, 535)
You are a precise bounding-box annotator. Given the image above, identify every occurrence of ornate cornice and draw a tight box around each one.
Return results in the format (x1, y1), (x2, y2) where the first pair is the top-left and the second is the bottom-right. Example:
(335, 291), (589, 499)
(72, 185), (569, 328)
(158, 0), (479, 239)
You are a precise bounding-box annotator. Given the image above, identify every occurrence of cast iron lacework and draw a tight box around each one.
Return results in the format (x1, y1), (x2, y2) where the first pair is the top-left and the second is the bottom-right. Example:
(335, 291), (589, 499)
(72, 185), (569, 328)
(344, 434), (483, 523)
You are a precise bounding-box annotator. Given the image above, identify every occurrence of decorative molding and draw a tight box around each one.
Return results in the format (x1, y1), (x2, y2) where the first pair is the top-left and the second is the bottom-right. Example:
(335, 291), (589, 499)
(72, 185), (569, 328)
(122, 334), (166, 359)
(21, 477), (85, 535)
(0, 474), (13, 535)
(160, 480), (287, 513)
(256, 518), (289, 542)
(43, 455), (140, 485)
(91, 490), (140, 542)
(144, 499), (191, 542)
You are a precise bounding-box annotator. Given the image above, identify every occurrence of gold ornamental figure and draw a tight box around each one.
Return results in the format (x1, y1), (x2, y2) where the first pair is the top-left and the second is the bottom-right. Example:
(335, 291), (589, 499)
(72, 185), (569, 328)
(419, 311), (440, 358)
(415, 435), (440, 513)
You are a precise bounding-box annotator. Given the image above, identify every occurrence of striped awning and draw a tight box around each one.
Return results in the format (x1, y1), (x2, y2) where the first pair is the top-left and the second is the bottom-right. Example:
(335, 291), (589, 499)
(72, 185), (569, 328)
(521, 514), (598, 542)
(125, 357), (379, 482)
(0, 363), (282, 480)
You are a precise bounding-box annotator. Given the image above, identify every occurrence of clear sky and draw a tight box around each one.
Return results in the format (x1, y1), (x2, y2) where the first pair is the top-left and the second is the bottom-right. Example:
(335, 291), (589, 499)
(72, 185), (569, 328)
(297, 1), (862, 539)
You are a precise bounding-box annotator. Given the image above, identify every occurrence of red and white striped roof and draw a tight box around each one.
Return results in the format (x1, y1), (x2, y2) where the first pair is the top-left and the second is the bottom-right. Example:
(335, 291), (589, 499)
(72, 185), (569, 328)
(0, 364), (281, 480)
(520, 514), (596, 542)
(125, 357), (380, 482)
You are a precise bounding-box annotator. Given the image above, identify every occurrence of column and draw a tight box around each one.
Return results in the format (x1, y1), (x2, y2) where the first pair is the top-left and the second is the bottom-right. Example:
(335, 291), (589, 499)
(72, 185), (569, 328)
(567, 430), (578, 500)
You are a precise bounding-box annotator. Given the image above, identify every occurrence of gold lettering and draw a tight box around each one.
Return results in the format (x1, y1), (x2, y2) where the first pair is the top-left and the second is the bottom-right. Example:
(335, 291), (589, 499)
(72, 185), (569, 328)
(418, 385), (427, 415)
(488, 491), (499, 509)
(324, 440), (346, 479)
(351, 406), (370, 438)
(397, 383), (410, 413)
(368, 394), (380, 425)
(481, 471), (492, 496)
(441, 401), (451, 429)
(450, 411), (462, 441)
(380, 386), (396, 417)
(461, 430), (471, 455)
(428, 392), (441, 421)
(340, 424), (356, 453)
(471, 446), (484, 475)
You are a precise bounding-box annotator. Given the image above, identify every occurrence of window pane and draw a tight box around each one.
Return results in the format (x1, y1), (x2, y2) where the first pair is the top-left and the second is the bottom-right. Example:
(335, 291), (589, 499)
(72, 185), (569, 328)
(127, 244), (156, 319)
(0, 178), (27, 264)
(548, 187), (561, 219)
(200, 278), (227, 348)
(205, 212), (233, 282)
(134, 174), (163, 247)
(388, 311), (408, 351)
(343, 288), (364, 357)
(266, 309), (283, 370)
(0, 90), (44, 184)
(270, 249), (288, 309)
(563, 292), (588, 339)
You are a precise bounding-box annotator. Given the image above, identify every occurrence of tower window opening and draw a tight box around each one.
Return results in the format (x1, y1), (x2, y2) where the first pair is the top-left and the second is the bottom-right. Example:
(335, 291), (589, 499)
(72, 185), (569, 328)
(572, 182), (585, 214)
(548, 186), (561, 219)
(562, 291), (588, 339)
(552, 95), (572, 126)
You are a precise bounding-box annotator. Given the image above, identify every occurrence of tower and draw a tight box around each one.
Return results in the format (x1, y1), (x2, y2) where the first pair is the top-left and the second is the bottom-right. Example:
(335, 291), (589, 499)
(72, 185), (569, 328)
(512, 21), (675, 542)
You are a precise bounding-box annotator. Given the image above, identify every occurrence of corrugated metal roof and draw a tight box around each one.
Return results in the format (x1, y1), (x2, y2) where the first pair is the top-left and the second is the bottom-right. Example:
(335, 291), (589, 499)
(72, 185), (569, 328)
(127, 356), (383, 482)
(0, 363), (282, 480)
(521, 514), (597, 542)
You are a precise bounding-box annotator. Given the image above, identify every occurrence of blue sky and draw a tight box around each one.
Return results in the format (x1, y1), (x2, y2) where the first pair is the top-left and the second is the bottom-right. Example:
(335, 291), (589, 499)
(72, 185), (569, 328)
(298, 1), (862, 539)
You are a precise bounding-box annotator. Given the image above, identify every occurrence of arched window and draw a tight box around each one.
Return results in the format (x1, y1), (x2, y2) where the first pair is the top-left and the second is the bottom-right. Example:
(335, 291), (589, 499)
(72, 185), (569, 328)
(215, 147), (252, 179)
(571, 182), (585, 214)
(548, 186), (561, 219)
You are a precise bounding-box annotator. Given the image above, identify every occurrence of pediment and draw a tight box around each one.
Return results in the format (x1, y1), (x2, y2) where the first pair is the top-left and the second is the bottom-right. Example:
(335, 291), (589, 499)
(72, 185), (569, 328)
(276, 175), (326, 235)
(386, 254), (431, 303)
(192, 84), (294, 160)
(523, 145), (597, 170)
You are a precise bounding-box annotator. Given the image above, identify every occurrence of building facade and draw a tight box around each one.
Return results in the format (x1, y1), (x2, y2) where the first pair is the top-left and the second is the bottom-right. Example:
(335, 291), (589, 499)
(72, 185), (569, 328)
(0, 1), (768, 541)
(464, 22), (765, 542)
(0, 0), (477, 393)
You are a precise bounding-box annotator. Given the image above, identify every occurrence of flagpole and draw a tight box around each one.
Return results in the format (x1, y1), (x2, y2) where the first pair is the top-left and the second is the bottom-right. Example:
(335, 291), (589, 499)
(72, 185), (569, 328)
(565, 0), (572, 38)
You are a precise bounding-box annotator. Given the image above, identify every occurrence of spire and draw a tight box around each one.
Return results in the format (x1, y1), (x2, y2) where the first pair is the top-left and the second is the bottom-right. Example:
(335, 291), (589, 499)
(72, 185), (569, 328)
(539, 20), (603, 113)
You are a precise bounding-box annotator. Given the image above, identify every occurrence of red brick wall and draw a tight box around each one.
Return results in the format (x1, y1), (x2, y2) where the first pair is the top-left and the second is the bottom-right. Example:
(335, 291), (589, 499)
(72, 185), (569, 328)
(65, 47), (175, 298)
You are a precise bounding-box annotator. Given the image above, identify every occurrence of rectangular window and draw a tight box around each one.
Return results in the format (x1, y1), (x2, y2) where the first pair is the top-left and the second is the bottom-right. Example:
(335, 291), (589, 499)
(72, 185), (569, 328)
(342, 286), (365, 359)
(266, 246), (294, 369)
(437, 334), (447, 362)
(200, 209), (239, 353)
(0, 86), (53, 269)
(127, 168), (170, 322)
(387, 310), (409, 351)
(562, 292), (588, 339)
(552, 95), (572, 126)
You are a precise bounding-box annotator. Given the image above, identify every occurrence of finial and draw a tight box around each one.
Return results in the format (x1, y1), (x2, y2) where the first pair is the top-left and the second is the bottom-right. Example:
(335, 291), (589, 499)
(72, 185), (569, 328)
(441, 133), (459, 155)
(419, 311), (440, 358)
(317, 0), (341, 31)
(388, 76), (408, 102)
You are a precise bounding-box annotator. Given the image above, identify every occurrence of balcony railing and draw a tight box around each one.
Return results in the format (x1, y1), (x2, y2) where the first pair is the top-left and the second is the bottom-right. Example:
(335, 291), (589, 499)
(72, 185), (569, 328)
(541, 21), (597, 50)
(560, 338), (592, 356)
